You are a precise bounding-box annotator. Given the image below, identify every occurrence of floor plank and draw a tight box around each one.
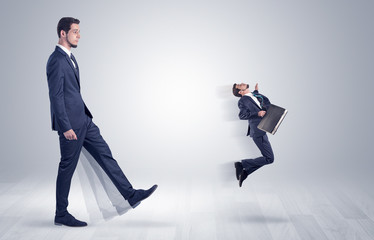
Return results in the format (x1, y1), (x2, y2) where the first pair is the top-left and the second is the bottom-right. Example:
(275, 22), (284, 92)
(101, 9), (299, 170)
(289, 215), (329, 240)
(1, 178), (374, 240)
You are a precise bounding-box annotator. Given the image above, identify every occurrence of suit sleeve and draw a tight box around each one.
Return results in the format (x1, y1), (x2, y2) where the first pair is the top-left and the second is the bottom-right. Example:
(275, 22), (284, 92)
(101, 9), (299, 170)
(238, 99), (259, 120)
(253, 90), (271, 110)
(47, 57), (72, 132)
(260, 93), (271, 110)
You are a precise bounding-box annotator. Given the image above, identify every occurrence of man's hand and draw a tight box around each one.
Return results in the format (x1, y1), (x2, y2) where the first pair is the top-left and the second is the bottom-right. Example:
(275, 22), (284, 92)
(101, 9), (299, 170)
(258, 111), (266, 117)
(255, 83), (259, 91)
(63, 129), (77, 140)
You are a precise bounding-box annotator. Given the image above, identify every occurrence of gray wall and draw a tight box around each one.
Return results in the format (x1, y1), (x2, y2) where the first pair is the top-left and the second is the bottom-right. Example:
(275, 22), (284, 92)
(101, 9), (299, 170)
(1, 0), (373, 185)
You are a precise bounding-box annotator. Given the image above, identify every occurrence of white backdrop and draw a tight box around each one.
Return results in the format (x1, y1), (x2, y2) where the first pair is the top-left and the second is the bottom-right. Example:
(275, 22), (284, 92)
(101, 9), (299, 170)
(0, 0), (373, 187)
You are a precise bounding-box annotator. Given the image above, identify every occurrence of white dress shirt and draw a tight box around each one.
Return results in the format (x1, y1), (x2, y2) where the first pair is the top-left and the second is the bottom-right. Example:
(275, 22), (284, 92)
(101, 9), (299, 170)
(245, 92), (262, 109)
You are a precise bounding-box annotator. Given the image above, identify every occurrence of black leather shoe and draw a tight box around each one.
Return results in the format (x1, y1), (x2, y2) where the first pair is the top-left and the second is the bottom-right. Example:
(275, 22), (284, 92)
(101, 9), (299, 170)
(54, 213), (87, 227)
(239, 170), (248, 187)
(128, 184), (158, 208)
(234, 162), (243, 180)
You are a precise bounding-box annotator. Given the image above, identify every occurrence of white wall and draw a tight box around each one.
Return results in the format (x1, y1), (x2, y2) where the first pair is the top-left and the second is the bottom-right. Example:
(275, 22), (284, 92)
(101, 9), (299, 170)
(0, 0), (373, 186)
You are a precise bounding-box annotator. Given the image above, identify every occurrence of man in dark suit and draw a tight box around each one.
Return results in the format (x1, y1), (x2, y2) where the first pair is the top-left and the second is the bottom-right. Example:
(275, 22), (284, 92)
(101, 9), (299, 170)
(47, 17), (157, 227)
(232, 83), (274, 187)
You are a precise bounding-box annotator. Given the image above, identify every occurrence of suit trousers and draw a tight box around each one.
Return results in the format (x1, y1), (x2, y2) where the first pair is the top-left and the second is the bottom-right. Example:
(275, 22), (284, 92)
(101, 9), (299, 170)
(241, 134), (274, 175)
(56, 115), (135, 216)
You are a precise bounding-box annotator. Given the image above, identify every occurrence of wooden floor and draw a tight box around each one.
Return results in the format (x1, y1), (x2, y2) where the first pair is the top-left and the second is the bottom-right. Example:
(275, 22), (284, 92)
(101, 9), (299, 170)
(1, 174), (374, 240)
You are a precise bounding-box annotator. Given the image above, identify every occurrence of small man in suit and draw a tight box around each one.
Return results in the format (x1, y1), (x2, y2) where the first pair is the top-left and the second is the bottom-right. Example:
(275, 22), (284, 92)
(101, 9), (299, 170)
(232, 83), (274, 187)
(46, 17), (157, 227)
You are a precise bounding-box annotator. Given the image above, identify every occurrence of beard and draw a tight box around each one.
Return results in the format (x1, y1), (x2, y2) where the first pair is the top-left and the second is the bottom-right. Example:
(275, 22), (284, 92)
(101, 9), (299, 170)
(67, 39), (78, 48)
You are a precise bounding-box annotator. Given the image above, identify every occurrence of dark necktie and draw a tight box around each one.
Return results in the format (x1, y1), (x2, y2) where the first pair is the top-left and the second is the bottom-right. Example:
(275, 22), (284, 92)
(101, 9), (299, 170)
(70, 53), (80, 89)
(70, 54), (78, 69)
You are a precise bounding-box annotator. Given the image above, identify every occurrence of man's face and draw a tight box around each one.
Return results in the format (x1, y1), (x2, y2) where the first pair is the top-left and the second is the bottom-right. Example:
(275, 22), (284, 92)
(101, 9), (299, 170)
(235, 83), (249, 95)
(66, 23), (80, 48)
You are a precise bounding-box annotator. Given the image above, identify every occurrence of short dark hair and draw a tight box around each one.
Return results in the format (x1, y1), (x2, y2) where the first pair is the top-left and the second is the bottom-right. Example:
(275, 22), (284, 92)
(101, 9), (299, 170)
(232, 84), (241, 97)
(57, 17), (80, 38)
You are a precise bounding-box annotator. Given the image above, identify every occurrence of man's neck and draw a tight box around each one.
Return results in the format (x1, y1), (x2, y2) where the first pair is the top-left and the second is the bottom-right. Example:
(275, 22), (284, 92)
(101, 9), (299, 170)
(57, 44), (72, 58)
(58, 39), (71, 51)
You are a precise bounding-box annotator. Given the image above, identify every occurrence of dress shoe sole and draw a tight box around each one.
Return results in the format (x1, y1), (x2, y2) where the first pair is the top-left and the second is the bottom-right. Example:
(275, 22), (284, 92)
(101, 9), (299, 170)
(239, 172), (248, 188)
(148, 185), (158, 195)
(131, 201), (141, 209)
(54, 222), (87, 227)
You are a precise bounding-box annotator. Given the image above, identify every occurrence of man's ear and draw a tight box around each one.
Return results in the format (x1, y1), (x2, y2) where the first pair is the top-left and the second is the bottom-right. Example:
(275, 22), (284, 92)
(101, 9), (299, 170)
(60, 30), (66, 38)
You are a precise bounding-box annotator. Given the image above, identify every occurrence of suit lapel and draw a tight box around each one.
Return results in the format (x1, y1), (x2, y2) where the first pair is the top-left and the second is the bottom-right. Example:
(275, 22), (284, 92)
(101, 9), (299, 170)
(70, 54), (80, 78)
(244, 95), (262, 110)
(64, 54), (80, 81)
(55, 47), (80, 89)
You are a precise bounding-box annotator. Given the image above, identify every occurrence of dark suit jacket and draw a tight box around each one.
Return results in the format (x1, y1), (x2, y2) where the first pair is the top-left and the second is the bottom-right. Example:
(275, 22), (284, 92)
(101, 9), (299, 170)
(47, 46), (92, 132)
(237, 90), (271, 138)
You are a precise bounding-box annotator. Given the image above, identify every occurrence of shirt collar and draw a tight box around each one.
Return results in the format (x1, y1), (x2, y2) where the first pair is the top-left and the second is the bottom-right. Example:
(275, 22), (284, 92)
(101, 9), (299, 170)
(57, 44), (72, 57)
(244, 92), (262, 108)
